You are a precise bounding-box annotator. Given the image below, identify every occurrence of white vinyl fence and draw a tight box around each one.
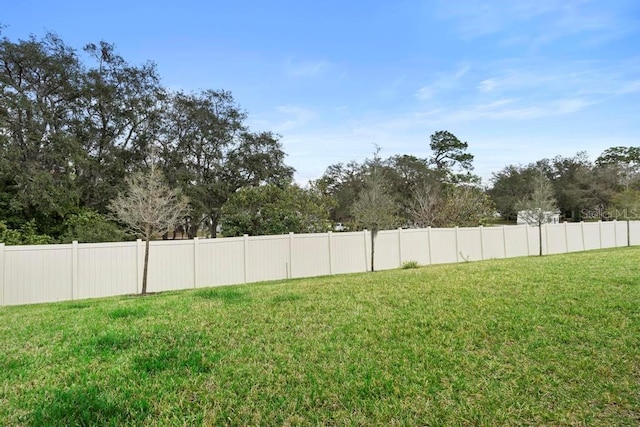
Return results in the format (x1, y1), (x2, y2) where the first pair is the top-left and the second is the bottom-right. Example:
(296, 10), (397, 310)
(1, 221), (639, 306)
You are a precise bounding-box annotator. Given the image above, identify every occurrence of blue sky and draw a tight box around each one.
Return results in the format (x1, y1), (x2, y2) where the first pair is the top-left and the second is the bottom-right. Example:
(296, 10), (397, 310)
(2, 0), (639, 185)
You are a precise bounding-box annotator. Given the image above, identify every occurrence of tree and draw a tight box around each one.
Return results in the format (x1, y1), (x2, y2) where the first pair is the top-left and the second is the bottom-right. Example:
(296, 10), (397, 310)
(595, 146), (640, 189)
(109, 164), (189, 294)
(0, 32), (84, 235)
(428, 130), (478, 183)
(352, 150), (399, 271)
(438, 185), (496, 227)
(383, 154), (441, 224)
(489, 165), (539, 221)
(548, 153), (596, 220)
(220, 183), (331, 237)
(409, 183), (495, 228)
(58, 209), (132, 243)
(315, 161), (365, 226)
(407, 182), (444, 228)
(75, 41), (166, 213)
(515, 172), (558, 256)
(160, 90), (293, 238)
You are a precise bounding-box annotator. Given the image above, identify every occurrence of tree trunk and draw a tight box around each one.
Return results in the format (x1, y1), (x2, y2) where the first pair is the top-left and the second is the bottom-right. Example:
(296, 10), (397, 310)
(210, 216), (218, 239)
(538, 225), (543, 256)
(188, 223), (198, 239)
(142, 233), (150, 294)
(627, 219), (631, 247)
(370, 229), (377, 272)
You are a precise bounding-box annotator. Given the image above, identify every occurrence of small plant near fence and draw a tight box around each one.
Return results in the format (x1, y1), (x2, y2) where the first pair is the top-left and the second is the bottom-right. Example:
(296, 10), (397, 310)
(401, 260), (420, 269)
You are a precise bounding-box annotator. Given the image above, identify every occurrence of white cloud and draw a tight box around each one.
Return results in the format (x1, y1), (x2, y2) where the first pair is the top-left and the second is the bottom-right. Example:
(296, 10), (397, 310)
(272, 105), (316, 132)
(415, 65), (470, 100)
(285, 59), (333, 77)
(436, 0), (636, 47)
(478, 79), (497, 92)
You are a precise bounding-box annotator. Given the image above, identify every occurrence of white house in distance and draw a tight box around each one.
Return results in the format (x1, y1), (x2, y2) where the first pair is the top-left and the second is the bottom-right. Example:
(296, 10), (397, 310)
(517, 210), (561, 225)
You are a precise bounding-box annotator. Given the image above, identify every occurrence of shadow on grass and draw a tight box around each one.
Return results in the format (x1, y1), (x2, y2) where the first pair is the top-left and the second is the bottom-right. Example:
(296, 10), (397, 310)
(93, 331), (135, 353)
(270, 293), (304, 304)
(29, 385), (149, 426)
(108, 306), (148, 320)
(133, 349), (215, 375)
(0, 354), (31, 379)
(194, 287), (249, 304)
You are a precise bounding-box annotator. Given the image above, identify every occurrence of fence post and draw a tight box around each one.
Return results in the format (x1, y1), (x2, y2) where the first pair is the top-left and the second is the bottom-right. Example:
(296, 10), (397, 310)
(502, 225), (508, 258)
(363, 230), (369, 272)
(136, 239), (143, 294)
(72, 241), (79, 300)
(580, 221), (585, 250)
(545, 224), (550, 255)
(327, 231), (334, 275)
(479, 226), (485, 260)
(243, 234), (249, 283)
(455, 226), (460, 262)
(427, 227), (433, 265)
(398, 227), (403, 267)
(599, 221), (603, 249)
(193, 237), (199, 288)
(525, 224), (531, 256)
(0, 243), (4, 306)
(289, 232), (294, 279)
(613, 220), (618, 247)
(564, 222), (569, 253)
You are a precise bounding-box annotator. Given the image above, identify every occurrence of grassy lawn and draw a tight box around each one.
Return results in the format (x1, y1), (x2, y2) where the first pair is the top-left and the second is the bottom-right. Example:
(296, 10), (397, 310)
(1, 248), (639, 426)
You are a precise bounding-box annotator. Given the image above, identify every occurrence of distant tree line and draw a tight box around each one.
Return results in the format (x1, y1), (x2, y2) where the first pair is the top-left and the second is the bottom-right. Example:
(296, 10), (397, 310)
(489, 147), (640, 222)
(0, 31), (294, 243)
(1, 30), (638, 245)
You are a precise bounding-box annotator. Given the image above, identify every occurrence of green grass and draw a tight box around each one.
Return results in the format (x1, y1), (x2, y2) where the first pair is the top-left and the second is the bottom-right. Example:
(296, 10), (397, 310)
(1, 248), (639, 426)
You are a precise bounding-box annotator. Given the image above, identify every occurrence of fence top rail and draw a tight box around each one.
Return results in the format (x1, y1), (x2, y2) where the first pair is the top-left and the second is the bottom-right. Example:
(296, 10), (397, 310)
(4, 243), (74, 252)
(77, 241), (138, 249)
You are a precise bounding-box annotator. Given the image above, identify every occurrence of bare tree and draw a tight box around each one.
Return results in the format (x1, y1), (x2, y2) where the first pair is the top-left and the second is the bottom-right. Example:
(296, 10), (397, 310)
(515, 172), (558, 256)
(439, 185), (496, 227)
(409, 183), (494, 228)
(408, 182), (443, 228)
(109, 164), (189, 294)
(352, 150), (398, 271)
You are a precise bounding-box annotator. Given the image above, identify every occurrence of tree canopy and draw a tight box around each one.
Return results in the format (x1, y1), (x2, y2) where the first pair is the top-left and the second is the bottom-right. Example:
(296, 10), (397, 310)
(0, 31), (293, 242)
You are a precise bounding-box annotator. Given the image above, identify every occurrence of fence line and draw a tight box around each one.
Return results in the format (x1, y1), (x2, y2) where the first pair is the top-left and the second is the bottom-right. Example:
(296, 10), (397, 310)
(1, 221), (638, 306)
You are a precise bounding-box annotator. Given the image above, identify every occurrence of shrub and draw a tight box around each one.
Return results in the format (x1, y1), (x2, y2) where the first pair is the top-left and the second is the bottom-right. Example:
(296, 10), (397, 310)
(401, 260), (420, 269)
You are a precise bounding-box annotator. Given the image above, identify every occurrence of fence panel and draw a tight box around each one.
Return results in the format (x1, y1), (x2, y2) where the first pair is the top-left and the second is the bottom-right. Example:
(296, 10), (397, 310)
(457, 228), (483, 262)
(4, 245), (73, 305)
(246, 235), (290, 282)
(614, 221), (628, 247)
(502, 225), (529, 258)
(484, 226), (507, 259)
(291, 233), (331, 278)
(545, 223), (569, 255)
(197, 237), (245, 287)
(147, 240), (195, 293)
(375, 230), (401, 270)
(565, 223), (585, 253)
(331, 232), (368, 274)
(398, 229), (431, 265)
(429, 228), (458, 264)
(631, 221), (640, 245)
(582, 222), (602, 250)
(600, 222), (617, 248)
(2, 221), (640, 306)
(77, 242), (138, 299)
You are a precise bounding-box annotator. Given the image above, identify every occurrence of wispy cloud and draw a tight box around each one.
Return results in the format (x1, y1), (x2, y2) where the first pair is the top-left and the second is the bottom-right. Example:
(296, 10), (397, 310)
(415, 65), (470, 100)
(436, 0), (637, 47)
(270, 105), (317, 132)
(285, 59), (333, 77)
(447, 98), (595, 121)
